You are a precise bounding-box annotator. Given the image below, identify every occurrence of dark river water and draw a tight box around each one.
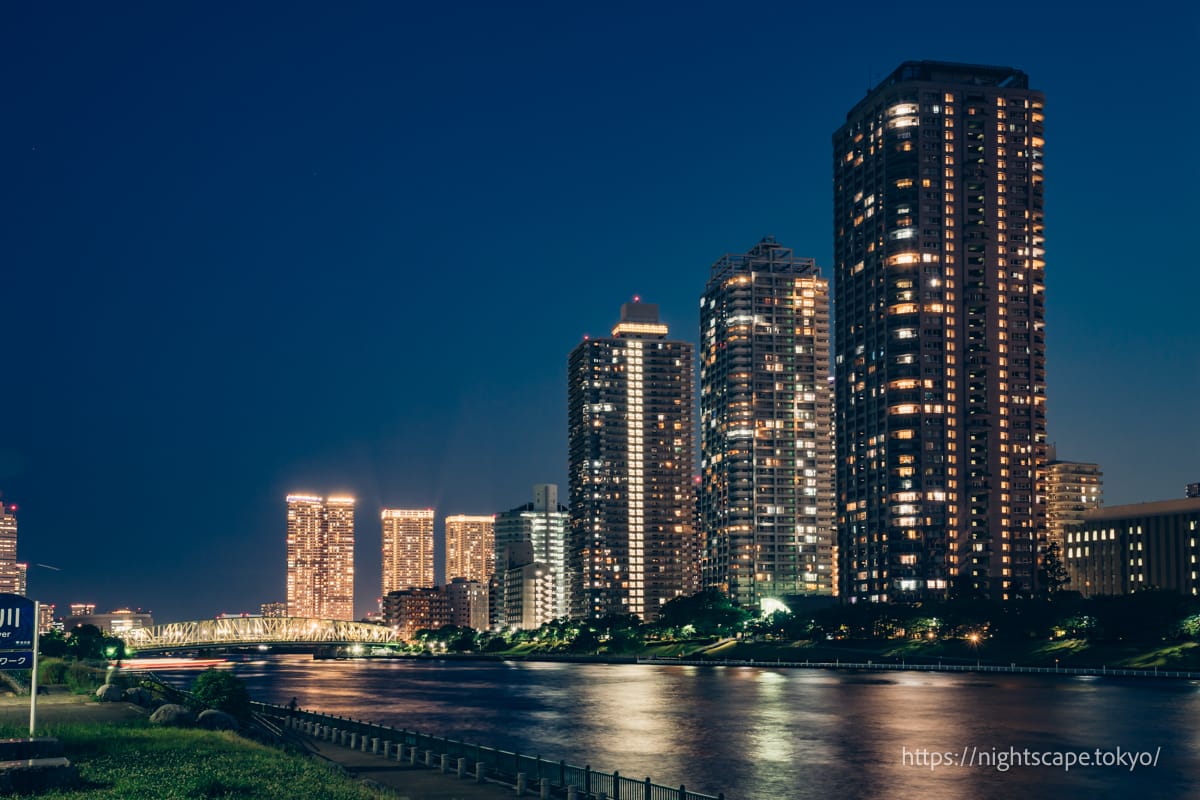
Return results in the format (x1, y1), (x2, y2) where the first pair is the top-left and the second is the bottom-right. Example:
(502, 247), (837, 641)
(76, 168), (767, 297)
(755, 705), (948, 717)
(161, 655), (1200, 800)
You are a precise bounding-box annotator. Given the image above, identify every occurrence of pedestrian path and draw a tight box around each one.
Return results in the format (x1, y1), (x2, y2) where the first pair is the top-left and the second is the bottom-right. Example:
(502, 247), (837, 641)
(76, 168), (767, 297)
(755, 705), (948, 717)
(297, 728), (525, 800)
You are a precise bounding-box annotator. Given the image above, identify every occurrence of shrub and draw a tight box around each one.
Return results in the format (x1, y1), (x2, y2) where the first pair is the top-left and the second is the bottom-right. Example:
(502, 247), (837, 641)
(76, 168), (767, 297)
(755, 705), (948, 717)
(189, 669), (251, 719)
(65, 662), (107, 694)
(38, 657), (68, 685)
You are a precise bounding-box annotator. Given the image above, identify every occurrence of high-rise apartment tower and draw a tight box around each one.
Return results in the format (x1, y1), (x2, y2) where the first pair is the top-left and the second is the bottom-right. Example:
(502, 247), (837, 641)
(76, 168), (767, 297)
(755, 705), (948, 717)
(445, 514), (495, 583)
(495, 484), (569, 619)
(700, 238), (835, 606)
(381, 509), (435, 593)
(567, 301), (697, 621)
(833, 61), (1047, 602)
(1045, 445), (1102, 550)
(0, 500), (18, 596)
(285, 494), (356, 620)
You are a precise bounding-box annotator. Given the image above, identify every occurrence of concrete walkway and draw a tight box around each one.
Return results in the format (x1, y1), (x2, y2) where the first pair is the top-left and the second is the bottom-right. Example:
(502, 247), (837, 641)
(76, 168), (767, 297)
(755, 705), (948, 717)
(297, 730), (525, 800)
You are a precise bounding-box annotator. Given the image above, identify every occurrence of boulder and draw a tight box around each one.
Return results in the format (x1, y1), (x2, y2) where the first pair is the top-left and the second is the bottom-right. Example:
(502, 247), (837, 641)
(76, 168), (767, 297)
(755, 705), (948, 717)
(197, 710), (238, 731)
(148, 704), (195, 727)
(95, 684), (124, 702)
(122, 687), (152, 706)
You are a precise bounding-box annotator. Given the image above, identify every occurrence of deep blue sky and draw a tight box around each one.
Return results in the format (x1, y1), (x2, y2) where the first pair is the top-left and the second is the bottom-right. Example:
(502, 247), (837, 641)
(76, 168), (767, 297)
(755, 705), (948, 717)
(3, 3), (1197, 622)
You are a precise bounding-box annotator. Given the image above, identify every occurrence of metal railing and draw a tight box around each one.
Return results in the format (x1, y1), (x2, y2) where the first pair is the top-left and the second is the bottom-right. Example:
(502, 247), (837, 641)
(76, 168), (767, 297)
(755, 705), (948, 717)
(255, 702), (725, 800)
(636, 656), (1200, 680)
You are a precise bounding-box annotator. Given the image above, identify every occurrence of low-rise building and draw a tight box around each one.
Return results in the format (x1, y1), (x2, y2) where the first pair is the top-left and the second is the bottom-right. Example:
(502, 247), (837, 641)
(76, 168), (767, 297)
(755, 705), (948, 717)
(383, 588), (449, 641)
(1064, 499), (1200, 597)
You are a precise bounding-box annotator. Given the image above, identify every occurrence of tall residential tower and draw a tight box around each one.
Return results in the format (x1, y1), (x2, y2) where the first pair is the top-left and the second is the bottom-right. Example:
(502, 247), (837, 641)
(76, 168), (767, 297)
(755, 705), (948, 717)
(700, 238), (835, 606)
(567, 301), (697, 621)
(0, 500), (19, 596)
(445, 514), (495, 583)
(381, 508), (435, 593)
(833, 61), (1047, 602)
(285, 494), (356, 620)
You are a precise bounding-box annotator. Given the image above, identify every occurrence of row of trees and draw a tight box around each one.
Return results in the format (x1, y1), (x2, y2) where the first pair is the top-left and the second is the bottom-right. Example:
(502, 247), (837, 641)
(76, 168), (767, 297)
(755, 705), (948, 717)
(38, 624), (126, 660)
(409, 587), (1200, 655)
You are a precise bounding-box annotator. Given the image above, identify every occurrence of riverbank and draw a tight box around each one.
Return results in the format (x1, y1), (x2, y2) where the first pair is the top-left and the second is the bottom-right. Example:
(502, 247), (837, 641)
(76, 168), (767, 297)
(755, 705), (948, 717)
(338, 636), (1200, 677)
(0, 693), (389, 799)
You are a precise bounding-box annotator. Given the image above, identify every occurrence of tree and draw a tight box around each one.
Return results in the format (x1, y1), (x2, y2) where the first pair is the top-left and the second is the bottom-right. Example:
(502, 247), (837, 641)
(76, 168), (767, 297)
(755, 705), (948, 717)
(1038, 541), (1071, 599)
(38, 630), (68, 658)
(67, 624), (106, 660)
(190, 668), (252, 719)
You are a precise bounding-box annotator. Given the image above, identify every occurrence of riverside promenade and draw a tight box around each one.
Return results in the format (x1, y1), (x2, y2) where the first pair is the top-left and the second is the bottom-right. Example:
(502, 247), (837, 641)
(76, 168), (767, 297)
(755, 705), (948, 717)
(0, 691), (520, 800)
(296, 728), (534, 800)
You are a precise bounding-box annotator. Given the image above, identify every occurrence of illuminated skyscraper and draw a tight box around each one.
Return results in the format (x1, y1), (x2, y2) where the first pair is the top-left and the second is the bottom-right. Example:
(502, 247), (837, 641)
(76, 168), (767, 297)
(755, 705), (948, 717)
(567, 301), (697, 621)
(285, 494), (356, 620)
(381, 508), (435, 593)
(700, 238), (835, 606)
(1045, 445), (1102, 549)
(445, 514), (495, 583)
(833, 61), (1047, 602)
(495, 484), (569, 619)
(0, 500), (20, 596)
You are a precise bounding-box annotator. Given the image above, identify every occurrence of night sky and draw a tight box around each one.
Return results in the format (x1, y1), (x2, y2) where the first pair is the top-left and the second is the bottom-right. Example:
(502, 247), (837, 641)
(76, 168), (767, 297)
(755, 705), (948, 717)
(3, 3), (1197, 622)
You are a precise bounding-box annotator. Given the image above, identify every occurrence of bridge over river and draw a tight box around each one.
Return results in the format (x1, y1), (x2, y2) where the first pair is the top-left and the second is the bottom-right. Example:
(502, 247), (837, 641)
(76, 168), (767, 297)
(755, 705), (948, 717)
(122, 617), (401, 655)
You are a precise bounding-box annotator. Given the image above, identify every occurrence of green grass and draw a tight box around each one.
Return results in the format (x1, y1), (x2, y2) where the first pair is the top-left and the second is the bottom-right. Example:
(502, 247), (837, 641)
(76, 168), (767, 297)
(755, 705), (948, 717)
(0, 721), (389, 799)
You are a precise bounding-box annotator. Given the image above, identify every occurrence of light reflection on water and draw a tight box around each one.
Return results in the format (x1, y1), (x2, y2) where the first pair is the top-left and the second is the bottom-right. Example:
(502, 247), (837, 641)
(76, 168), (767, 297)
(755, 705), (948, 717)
(161, 656), (1200, 800)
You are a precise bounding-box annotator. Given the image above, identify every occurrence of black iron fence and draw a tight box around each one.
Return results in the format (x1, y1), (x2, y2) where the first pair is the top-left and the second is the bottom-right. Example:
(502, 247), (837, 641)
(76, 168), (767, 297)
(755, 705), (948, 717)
(255, 702), (724, 800)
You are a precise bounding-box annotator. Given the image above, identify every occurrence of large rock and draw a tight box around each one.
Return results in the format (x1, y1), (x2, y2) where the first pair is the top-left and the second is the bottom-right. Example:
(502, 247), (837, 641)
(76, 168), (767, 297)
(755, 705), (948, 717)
(149, 704), (195, 727)
(122, 687), (152, 706)
(95, 684), (124, 702)
(197, 710), (238, 731)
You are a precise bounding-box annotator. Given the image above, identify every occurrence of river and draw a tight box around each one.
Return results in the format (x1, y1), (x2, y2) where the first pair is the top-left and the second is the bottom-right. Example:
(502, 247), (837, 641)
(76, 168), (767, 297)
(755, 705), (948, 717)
(160, 655), (1200, 799)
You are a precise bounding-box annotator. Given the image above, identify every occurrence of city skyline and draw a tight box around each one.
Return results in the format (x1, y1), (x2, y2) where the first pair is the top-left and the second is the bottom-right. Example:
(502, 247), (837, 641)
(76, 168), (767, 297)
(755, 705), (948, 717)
(3, 4), (1196, 621)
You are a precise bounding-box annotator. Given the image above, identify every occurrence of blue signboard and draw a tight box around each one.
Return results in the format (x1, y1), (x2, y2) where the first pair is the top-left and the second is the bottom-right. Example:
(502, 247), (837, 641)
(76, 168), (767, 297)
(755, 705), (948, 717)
(0, 594), (35, 667)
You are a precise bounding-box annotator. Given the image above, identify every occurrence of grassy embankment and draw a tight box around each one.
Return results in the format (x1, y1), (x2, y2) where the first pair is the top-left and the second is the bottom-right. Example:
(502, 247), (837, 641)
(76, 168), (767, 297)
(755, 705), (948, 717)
(0, 719), (388, 800)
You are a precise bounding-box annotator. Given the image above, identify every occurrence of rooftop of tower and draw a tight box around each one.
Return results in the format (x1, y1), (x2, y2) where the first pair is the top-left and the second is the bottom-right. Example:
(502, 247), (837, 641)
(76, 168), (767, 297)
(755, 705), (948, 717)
(706, 236), (819, 288)
(844, 60), (1032, 121)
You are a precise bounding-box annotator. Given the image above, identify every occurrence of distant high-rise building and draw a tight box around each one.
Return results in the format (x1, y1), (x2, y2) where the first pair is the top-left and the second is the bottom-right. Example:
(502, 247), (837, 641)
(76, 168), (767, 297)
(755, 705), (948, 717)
(1187, 482), (1200, 499)
(69, 603), (96, 617)
(445, 515), (495, 583)
(285, 494), (356, 621)
(38, 603), (55, 633)
(567, 301), (697, 621)
(0, 500), (19, 595)
(834, 61), (1047, 602)
(260, 601), (288, 618)
(495, 484), (569, 620)
(381, 509), (435, 593)
(700, 238), (835, 607)
(1045, 446), (1103, 549)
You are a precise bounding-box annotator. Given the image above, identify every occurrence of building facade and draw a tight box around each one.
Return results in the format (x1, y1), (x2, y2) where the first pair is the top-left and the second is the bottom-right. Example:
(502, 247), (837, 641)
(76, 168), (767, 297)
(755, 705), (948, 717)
(833, 61), (1047, 603)
(445, 514), (495, 583)
(700, 237), (835, 607)
(503, 562), (557, 631)
(383, 588), (449, 642)
(494, 484), (569, 620)
(568, 301), (697, 621)
(1064, 499), (1200, 597)
(1045, 446), (1102, 549)
(0, 500), (19, 596)
(381, 509), (435, 594)
(445, 578), (489, 630)
(286, 494), (356, 620)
